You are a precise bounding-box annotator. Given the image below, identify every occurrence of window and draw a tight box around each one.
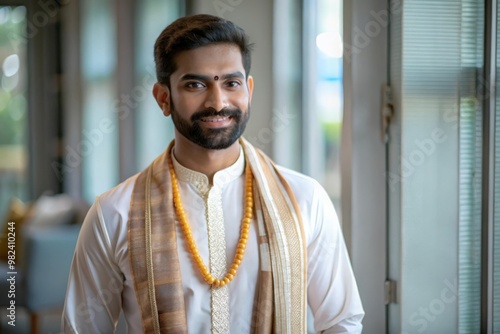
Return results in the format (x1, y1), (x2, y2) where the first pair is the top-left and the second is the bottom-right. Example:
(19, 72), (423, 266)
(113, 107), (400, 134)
(135, 0), (181, 171)
(77, 0), (183, 201)
(80, 0), (118, 203)
(313, 0), (343, 209)
(387, 0), (500, 331)
(273, 0), (344, 204)
(0, 6), (28, 217)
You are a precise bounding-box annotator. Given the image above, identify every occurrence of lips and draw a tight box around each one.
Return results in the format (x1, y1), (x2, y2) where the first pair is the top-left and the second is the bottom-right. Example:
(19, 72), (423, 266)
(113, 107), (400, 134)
(200, 116), (231, 122)
(191, 108), (242, 126)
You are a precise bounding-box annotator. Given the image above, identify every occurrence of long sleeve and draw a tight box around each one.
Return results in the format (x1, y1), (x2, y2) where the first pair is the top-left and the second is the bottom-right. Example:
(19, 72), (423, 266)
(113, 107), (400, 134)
(61, 199), (124, 334)
(306, 183), (364, 333)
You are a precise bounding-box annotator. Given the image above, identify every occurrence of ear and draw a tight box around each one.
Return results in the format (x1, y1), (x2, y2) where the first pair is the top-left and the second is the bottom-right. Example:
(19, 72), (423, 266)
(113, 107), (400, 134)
(247, 75), (254, 102)
(152, 82), (171, 117)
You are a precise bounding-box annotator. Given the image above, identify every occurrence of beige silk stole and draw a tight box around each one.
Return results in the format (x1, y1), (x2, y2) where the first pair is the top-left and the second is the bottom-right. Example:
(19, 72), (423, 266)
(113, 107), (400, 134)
(128, 138), (307, 333)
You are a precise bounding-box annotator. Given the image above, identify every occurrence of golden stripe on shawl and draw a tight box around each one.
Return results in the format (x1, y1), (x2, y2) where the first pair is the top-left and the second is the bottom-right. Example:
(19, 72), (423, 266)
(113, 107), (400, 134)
(253, 184), (272, 272)
(275, 169), (308, 323)
(256, 154), (292, 332)
(145, 168), (161, 334)
(259, 155), (308, 332)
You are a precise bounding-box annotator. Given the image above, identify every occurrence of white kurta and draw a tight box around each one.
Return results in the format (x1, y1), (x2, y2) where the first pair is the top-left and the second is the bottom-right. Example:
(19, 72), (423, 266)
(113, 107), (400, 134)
(61, 149), (364, 333)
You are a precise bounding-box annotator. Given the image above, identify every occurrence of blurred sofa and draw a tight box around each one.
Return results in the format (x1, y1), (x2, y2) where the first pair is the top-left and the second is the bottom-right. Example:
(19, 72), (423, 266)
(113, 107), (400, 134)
(0, 194), (88, 334)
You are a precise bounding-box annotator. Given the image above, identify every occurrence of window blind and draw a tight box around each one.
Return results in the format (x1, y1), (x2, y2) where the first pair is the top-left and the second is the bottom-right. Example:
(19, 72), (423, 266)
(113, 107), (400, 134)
(458, 1), (483, 332)
(389, 1), (483, 332)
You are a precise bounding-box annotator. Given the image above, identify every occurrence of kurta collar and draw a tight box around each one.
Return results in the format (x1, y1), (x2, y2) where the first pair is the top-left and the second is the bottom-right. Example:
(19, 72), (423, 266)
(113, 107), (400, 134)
(171, 146), (245, 194)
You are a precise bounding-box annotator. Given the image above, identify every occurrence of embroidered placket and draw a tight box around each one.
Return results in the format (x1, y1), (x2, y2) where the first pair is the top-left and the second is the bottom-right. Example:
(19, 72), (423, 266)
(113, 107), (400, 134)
(171, 149), (244, 333)
(205, 185), (230, 333)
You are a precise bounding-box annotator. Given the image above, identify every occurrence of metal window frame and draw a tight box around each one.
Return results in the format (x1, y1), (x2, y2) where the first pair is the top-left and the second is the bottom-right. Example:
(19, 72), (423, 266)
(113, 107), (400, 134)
(481, 0), (496, 332)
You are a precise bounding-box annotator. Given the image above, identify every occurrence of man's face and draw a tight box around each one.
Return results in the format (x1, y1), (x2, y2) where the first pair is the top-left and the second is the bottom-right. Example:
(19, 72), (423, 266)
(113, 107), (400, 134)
(164, 43), (253, 150)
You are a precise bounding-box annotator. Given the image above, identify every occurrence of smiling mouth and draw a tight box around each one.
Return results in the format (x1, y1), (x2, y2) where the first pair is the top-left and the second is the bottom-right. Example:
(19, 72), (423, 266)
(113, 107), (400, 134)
(200, 116), (231, 123)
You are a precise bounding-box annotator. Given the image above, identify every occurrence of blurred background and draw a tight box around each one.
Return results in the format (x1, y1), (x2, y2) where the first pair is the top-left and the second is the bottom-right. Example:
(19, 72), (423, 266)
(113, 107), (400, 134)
(0, 0), (499, 333)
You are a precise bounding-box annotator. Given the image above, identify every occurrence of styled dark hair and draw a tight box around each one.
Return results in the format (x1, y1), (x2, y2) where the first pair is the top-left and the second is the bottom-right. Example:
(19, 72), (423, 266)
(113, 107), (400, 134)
(154, 14), (254, 86)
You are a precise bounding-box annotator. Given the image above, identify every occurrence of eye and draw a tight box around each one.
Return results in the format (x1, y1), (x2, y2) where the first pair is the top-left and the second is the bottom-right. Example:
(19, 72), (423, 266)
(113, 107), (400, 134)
(185, 81), (205, 89)
(226, 80), (242, 88)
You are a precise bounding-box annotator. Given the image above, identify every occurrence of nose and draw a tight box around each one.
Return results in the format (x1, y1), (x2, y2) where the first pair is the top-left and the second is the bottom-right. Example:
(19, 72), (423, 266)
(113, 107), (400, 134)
(204, 85), (227, 111)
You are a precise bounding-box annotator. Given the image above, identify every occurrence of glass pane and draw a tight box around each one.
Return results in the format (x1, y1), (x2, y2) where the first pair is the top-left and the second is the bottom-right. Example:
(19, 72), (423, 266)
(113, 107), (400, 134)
(81, 0), (118, 202)
(0, 6), (28, 217)
(314, 0), (343, 210)
(272, 0), (302, 171)
(135, 0), (181, 171)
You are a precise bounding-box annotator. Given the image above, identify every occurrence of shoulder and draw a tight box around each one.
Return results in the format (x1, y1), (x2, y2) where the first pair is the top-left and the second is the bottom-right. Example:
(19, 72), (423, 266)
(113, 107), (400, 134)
(275, 165), (339, 244)
(275, 165), (330, 208)
(276, 166), (322, 193)
(83, 173), (141, 251)
(96, 172), (140, 214)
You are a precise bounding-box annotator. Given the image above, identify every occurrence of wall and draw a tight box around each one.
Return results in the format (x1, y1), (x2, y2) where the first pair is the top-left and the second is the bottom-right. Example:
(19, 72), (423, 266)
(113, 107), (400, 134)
(343, 0), (388, 331)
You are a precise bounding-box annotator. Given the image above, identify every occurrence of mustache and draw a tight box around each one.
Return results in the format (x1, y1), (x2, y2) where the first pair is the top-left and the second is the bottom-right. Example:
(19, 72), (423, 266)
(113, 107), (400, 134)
(191, 107), (242, 122)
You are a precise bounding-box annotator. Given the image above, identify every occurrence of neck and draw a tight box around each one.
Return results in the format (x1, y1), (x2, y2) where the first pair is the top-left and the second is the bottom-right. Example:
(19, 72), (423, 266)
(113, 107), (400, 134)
(172, 134), (241, 183)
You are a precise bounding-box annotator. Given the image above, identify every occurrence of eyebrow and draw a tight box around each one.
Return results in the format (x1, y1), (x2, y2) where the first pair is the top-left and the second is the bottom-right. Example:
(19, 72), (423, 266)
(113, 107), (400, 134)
(179, 71), (245, 81)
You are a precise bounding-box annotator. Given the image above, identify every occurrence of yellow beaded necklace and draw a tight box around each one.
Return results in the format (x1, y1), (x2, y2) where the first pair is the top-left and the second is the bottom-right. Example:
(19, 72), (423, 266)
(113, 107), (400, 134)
(167, 152), (253, 287)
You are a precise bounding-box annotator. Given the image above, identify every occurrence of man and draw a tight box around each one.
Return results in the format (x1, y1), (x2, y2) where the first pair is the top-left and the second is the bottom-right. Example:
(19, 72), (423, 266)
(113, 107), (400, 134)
(61, 14), (364, 333)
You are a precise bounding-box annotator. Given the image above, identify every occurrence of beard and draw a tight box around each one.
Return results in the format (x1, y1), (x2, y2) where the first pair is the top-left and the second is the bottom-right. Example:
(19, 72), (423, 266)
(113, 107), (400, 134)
(170, 101), (250, 150)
